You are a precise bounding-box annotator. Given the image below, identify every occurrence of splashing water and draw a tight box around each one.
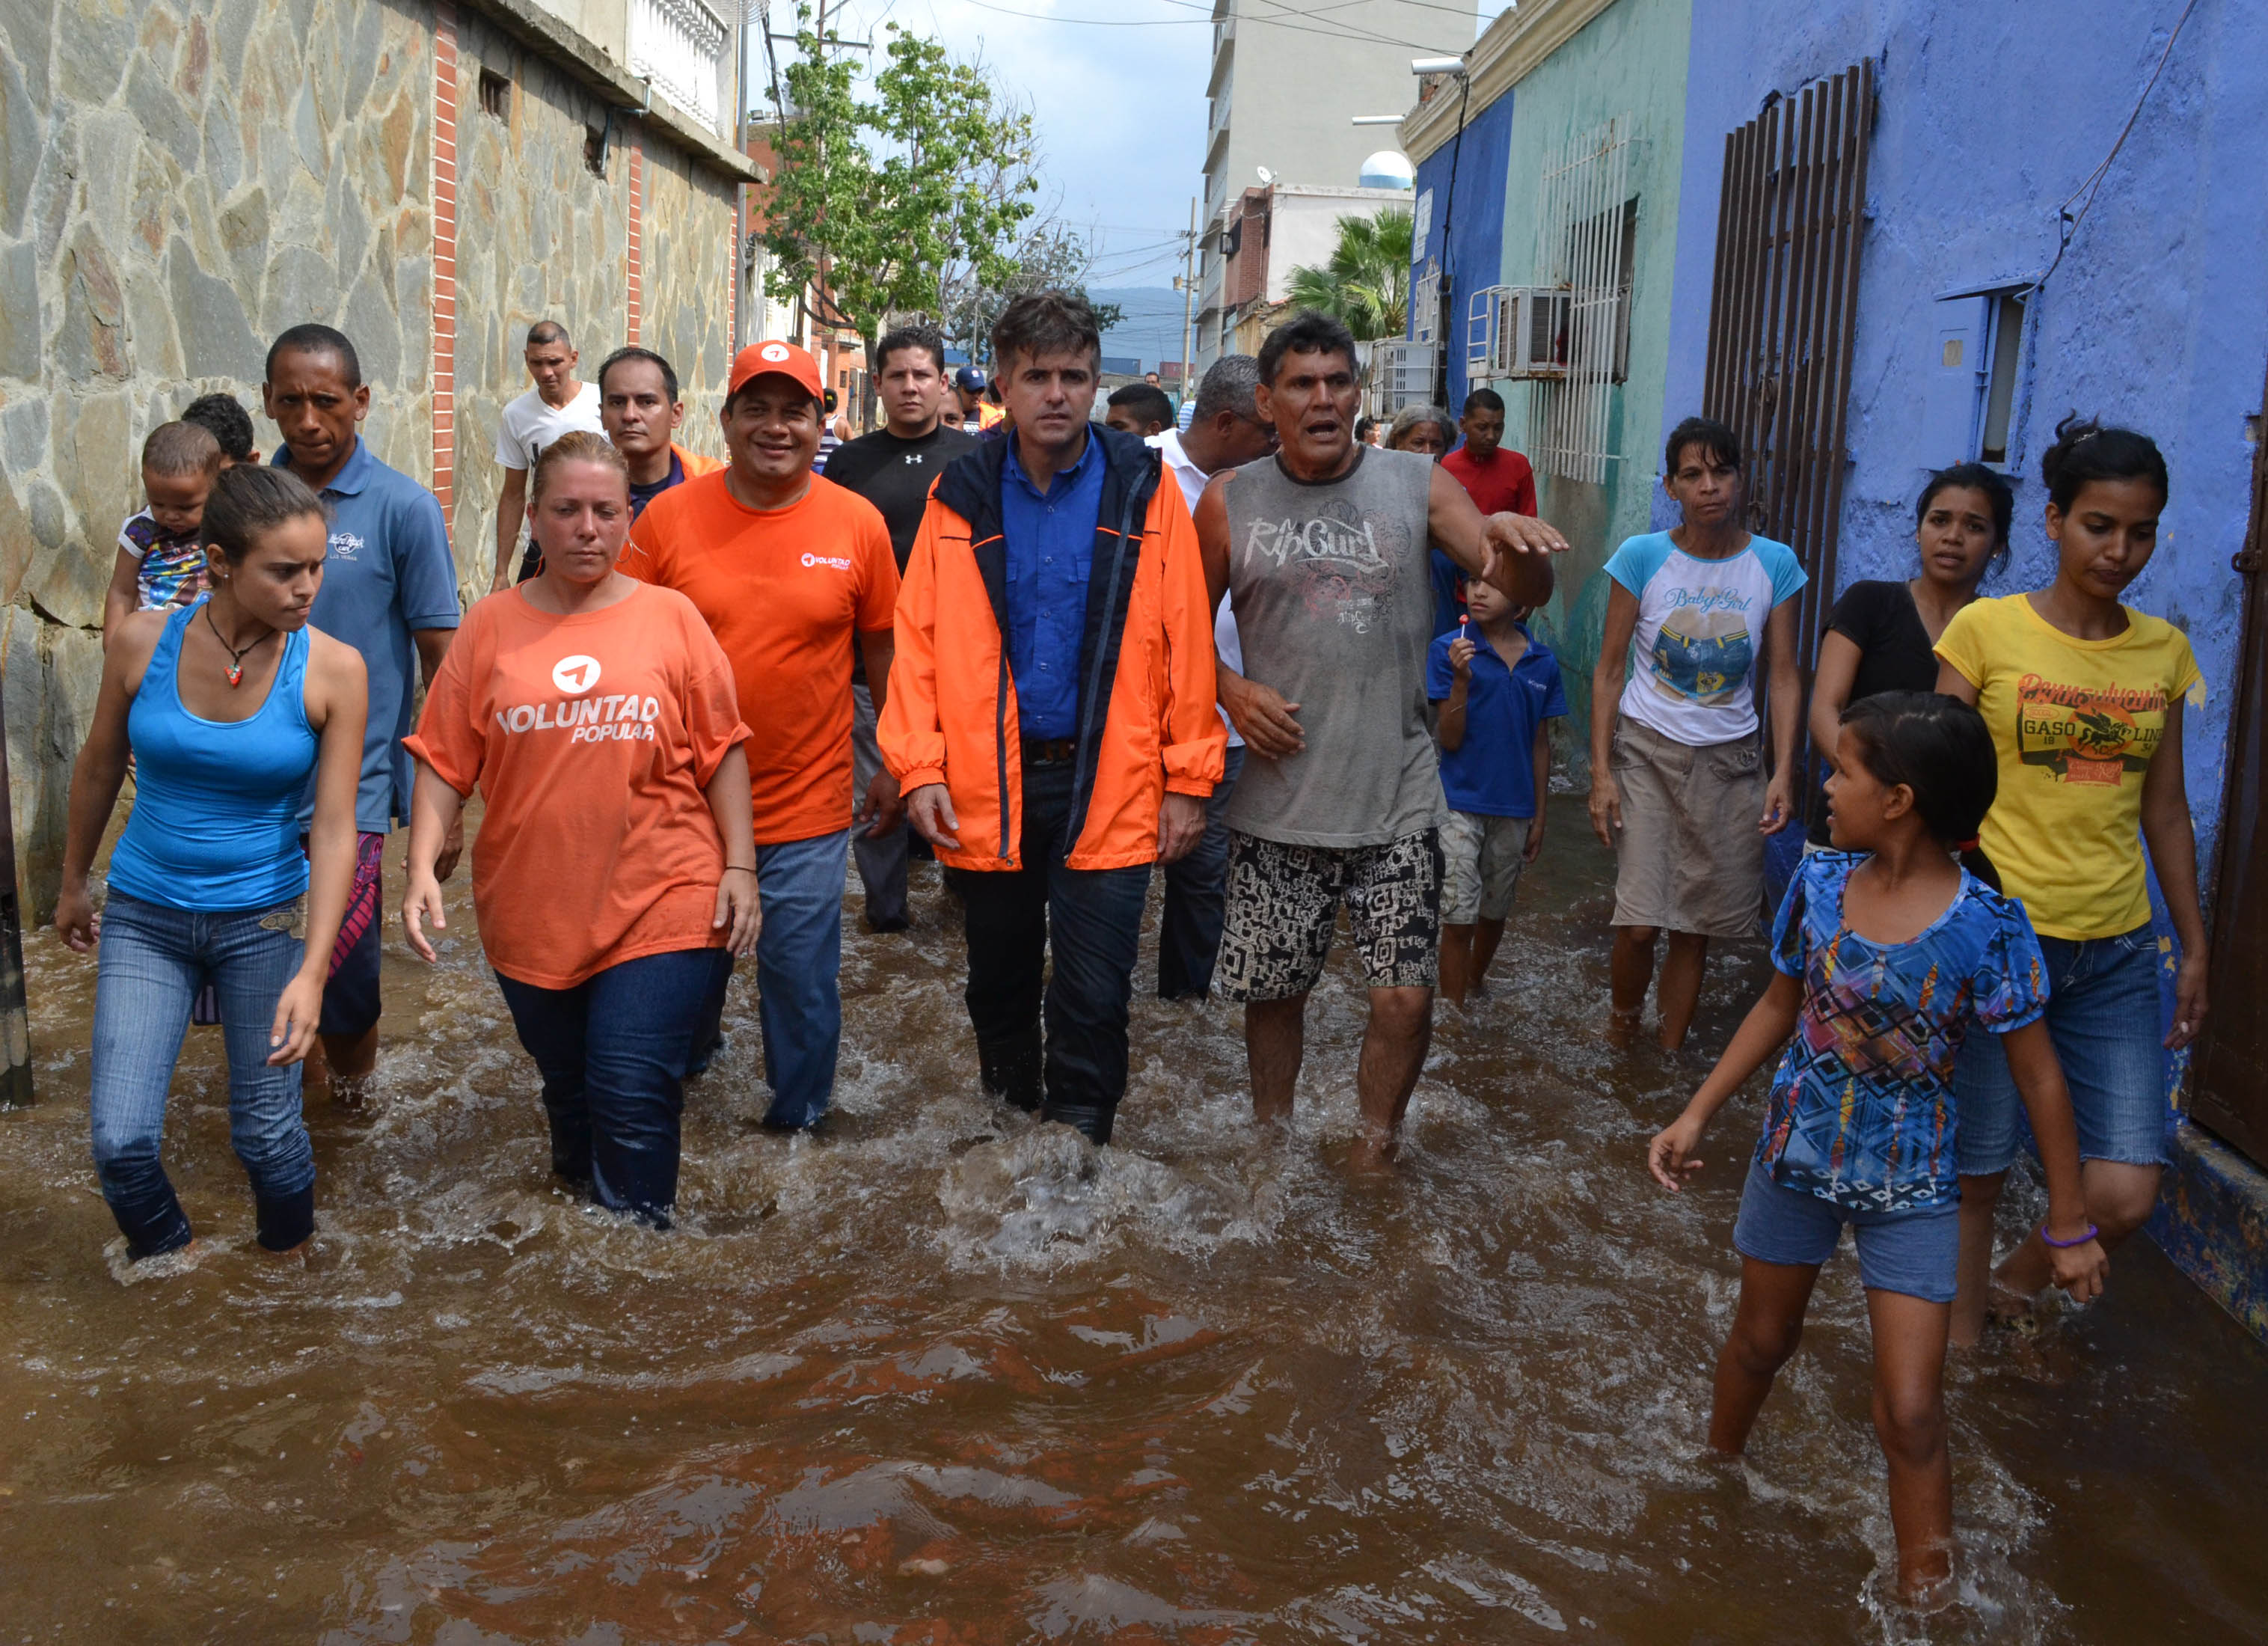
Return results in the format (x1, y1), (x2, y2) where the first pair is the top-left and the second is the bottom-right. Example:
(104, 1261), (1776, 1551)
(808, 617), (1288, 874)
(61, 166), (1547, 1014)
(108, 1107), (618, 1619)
(1, 821), (2262, 1642)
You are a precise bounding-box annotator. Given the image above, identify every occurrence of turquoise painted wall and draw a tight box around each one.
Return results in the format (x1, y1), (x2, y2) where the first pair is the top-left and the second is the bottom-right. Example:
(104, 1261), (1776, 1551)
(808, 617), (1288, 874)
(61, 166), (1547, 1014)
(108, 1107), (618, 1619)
(1479, 0), (1694, 762)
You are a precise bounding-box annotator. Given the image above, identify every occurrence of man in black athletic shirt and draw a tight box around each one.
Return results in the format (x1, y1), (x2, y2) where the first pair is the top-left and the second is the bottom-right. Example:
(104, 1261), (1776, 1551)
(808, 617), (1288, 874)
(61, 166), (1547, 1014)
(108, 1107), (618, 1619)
(821, 322), (981, 930)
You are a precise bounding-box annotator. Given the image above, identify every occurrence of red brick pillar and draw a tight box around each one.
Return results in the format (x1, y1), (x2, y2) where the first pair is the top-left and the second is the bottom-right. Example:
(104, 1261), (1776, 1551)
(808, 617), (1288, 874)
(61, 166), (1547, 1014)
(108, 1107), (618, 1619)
(431, 0), (459, 525)
(627, 130), (644, 346)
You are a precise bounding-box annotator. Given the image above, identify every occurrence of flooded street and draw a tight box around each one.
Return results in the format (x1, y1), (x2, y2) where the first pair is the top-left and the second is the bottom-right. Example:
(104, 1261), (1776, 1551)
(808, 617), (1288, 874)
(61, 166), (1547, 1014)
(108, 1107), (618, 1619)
(3, 815), (2264, 1645)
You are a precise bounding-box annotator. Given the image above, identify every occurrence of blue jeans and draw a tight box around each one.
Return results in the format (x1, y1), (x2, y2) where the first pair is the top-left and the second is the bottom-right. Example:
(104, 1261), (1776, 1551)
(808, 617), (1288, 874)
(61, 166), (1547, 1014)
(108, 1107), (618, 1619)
(749, 830), (849, 1129)
(90, 892), (316, 1258)
(1158, 744), (1244, 1000)
(1732, 1158), (1960, 1303)
(494, 946), (723, 1226)
(1955, 925), (2167, 1175)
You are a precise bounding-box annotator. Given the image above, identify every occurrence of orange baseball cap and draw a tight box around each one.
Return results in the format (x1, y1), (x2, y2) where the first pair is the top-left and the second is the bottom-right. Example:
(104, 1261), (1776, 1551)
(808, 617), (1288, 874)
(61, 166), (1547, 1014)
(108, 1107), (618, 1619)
(728, 340), (824, 402)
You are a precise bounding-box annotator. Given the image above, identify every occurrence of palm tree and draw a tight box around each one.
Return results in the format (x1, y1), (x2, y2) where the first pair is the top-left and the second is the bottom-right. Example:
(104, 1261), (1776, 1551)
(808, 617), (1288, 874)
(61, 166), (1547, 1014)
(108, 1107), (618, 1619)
(1284, 207), (1414, 340)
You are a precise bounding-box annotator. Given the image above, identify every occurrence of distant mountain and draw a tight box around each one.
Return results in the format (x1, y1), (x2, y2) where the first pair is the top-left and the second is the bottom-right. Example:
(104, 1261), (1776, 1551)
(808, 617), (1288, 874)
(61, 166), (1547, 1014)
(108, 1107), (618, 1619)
(1094, 287), (1190, 374)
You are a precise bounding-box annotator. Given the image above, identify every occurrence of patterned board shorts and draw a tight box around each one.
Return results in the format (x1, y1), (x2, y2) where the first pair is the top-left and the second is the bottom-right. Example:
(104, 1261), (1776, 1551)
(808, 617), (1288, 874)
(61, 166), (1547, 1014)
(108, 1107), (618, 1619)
(1214, 828), (1444, 1000)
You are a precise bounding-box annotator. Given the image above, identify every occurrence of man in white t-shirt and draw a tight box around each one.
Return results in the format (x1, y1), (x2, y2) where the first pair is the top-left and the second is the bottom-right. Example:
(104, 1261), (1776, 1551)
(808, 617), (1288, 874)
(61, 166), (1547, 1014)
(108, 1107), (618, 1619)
(1147, 354), (1276, 1000)
(489, 319), (605, 591)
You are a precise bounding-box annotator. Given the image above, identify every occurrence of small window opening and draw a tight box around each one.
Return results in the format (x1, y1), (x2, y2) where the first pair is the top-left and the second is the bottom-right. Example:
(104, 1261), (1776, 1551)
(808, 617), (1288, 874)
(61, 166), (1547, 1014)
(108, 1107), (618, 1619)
(1978, 290), (2026, 467)
(583, 125), (607, 178)
(479, 69), (511, 121)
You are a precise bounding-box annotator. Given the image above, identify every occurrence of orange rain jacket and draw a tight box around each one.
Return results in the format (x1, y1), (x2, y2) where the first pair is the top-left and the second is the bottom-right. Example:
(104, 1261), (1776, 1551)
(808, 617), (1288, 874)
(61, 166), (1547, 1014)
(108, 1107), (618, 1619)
(879, 423), (1226, 872)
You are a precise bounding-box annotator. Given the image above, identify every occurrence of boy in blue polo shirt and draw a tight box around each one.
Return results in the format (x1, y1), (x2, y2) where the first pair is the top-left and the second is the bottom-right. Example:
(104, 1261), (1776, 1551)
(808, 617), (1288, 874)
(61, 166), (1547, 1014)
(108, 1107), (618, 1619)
(1427, 577), (1566, 1006)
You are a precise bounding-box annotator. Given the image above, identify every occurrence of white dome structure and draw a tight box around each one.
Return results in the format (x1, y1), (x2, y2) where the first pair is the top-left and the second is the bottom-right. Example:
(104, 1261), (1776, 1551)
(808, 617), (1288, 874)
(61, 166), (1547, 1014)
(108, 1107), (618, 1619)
(1359, 150), (1416, 190)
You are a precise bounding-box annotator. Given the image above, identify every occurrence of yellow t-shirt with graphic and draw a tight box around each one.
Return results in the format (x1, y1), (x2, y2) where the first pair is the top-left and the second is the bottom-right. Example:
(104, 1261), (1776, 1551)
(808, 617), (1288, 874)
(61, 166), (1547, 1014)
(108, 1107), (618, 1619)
(1936, 593), (2202, 940)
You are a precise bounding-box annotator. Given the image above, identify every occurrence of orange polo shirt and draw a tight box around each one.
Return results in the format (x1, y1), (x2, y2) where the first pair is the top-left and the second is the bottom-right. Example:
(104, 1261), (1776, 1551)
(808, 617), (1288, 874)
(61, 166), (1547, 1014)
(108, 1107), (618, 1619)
(621, 468), (898, 844)
(404, 583), (750, 989)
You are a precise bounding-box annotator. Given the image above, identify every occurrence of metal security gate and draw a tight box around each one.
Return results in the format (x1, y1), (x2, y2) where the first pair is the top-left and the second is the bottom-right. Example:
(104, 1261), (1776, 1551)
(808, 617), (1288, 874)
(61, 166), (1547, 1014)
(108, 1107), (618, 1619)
(1528, 116), (1633, 486)
(1701, 61), (1876, 649)
(2189, 346), (2268, 1168)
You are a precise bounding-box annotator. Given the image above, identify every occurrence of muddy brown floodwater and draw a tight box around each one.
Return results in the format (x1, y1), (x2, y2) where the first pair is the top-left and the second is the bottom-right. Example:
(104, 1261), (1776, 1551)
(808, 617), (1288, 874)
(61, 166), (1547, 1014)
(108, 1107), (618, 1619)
(2, 811), (2265, 1645)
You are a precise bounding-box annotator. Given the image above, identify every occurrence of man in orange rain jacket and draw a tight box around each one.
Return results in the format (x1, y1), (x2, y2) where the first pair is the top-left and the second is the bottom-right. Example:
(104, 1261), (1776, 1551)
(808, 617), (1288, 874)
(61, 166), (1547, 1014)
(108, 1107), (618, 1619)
(881, 292), (1225, 1148)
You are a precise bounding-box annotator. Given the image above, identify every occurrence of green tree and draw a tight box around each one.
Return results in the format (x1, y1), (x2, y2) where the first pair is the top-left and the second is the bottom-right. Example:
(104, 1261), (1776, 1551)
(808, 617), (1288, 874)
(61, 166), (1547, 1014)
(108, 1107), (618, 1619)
(1284, 207), (1415, 340)
(757, 15), (1039, 398)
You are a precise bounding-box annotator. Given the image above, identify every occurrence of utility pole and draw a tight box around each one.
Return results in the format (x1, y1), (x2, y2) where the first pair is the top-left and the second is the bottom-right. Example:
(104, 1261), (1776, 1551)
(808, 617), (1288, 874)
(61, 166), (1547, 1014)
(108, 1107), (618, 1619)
(0, 694), (32, 1108)
(1177, 197), (1197, 406)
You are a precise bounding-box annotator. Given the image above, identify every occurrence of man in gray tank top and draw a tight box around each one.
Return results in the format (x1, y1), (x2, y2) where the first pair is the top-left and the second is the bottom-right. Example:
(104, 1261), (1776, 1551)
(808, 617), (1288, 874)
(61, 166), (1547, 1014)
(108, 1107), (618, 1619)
(1195, 310), (1563, 1168)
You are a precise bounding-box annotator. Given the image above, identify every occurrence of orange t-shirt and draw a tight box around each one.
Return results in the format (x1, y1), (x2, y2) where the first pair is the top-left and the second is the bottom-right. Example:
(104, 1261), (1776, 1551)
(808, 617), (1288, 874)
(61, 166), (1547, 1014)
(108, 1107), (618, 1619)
(620, 469), (898, 844)
(403, 582), (751, 989)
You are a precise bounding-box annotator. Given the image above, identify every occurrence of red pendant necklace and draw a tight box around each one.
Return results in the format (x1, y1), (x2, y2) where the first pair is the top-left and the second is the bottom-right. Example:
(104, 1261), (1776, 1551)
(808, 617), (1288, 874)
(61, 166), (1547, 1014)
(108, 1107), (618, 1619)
(204, 602), (266, 687)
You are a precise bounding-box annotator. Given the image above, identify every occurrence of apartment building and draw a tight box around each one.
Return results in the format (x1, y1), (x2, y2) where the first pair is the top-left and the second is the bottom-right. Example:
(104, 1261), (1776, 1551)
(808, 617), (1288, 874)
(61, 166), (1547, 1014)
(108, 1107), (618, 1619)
(1194, 0), (1476, 369)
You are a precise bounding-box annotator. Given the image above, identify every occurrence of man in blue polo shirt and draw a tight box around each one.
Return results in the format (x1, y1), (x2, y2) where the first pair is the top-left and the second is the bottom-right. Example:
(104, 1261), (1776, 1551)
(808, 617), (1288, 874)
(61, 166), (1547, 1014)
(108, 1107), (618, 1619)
(1424, 578), (1566, 1006)
(264, 323), (462, 1101)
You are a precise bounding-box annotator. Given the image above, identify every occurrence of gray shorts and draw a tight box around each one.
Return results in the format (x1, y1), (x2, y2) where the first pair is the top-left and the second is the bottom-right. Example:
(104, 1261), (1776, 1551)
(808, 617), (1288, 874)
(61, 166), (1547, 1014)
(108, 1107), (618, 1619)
(1441, 810), (1530, 924)
(1216, 829), (1443, 1000)
(1609, 718), (1765, 939)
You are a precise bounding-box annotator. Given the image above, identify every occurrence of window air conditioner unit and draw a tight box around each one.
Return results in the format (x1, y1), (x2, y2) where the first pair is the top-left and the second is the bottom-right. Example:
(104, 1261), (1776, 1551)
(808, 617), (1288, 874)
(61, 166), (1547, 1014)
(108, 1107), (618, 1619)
(1373, 340), (1439, 411)
(1496, 286), (1572, 379)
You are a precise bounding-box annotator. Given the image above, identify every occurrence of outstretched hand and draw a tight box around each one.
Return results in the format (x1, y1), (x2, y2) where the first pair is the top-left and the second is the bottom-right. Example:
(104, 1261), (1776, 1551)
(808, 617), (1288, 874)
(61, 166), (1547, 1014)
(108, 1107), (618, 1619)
(1647, 1112), (1709, 1191)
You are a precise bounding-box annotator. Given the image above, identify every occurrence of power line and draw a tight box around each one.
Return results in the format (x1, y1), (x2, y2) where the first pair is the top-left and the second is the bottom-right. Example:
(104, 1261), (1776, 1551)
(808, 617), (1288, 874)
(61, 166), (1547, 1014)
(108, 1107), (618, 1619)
(2035, 0), (2200, 290)
(937, 0), (1462, 52)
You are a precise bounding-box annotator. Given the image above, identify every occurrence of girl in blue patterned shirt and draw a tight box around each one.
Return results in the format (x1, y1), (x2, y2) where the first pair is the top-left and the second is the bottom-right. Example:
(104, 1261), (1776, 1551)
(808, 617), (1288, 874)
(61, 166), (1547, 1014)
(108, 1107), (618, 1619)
(1647, 692), (2106, 1606)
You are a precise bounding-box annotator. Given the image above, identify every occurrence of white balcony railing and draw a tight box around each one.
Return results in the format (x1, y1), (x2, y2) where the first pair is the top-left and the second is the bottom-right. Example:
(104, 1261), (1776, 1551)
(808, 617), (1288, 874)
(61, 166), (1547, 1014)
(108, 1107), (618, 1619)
(629, 0), (729, 130)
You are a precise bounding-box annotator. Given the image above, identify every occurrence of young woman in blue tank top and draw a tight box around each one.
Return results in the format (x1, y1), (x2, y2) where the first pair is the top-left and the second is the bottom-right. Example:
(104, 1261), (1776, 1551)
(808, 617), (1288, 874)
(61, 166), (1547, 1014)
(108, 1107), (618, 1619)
(57, 465), (369, 1264)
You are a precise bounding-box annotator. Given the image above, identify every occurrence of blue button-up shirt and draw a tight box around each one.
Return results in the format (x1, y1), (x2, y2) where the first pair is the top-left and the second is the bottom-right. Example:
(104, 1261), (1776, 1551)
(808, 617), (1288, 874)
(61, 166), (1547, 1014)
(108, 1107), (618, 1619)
(1001, 428), (1106, 739)
(278, 439), (461, 830)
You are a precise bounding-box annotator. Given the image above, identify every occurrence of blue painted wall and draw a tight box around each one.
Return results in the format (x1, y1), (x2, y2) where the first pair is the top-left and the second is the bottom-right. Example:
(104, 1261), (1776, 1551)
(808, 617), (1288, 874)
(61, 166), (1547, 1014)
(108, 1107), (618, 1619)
(1661, 0), (2267, 882)
(1656, 0), (2268, 1333)
(1411, 87), (1514, 417)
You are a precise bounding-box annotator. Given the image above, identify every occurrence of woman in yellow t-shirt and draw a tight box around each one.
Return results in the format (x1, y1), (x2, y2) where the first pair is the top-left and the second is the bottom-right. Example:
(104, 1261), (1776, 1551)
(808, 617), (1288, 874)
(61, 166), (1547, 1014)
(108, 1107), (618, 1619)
(1933, 417), (2206, 1346)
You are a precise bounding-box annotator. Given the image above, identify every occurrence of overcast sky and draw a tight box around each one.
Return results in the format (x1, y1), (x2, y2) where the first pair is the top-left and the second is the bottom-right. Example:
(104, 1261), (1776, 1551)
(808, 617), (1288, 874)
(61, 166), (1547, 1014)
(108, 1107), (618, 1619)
(750, 0), (1505, 287)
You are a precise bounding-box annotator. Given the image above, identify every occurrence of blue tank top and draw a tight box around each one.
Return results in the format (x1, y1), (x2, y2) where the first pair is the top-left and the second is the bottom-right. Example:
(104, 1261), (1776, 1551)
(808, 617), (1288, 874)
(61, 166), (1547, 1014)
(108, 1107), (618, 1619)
(108, 602), (319, 911)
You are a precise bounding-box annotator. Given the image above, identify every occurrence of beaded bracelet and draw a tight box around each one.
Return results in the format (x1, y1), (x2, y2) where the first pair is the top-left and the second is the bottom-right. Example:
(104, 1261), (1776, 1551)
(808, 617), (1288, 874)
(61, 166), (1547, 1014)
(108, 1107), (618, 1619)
(2041, 1221), (2100, 1249)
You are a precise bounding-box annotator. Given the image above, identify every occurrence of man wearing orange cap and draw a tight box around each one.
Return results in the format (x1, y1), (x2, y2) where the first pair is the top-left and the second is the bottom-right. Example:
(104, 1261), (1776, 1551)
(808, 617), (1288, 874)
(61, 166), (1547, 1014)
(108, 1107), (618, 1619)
(620, 340), (901, 1130)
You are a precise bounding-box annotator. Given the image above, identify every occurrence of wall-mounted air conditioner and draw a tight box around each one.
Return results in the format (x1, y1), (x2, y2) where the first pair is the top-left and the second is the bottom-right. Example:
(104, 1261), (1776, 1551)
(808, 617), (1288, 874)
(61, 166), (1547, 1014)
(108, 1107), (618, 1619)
(1493, 286), (1572, 379)
(1372, 340), (1440, 412)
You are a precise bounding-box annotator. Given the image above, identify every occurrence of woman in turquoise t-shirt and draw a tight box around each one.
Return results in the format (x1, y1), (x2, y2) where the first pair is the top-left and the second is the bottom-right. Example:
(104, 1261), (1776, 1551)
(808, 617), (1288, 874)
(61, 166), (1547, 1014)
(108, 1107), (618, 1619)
(1588, 416), (1807, 1049)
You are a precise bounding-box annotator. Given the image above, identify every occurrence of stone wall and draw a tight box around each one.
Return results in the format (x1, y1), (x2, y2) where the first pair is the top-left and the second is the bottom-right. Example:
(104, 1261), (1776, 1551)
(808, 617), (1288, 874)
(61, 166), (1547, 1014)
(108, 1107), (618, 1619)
(447, 6), (628, 583)
(636, 131), (731, 456)
(0, 0), (437, 919)
(0, 0), (750, 919)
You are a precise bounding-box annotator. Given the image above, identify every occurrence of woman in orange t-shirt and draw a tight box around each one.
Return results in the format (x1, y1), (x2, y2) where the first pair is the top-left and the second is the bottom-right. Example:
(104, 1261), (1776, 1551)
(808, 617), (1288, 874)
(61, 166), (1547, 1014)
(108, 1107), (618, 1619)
(401, 432), (755, 1228)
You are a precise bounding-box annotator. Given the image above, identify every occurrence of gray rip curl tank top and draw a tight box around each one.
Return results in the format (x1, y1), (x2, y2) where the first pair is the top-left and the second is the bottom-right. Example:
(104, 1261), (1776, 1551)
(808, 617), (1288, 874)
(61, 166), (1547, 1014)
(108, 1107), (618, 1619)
(1222, 445), (1447, 848)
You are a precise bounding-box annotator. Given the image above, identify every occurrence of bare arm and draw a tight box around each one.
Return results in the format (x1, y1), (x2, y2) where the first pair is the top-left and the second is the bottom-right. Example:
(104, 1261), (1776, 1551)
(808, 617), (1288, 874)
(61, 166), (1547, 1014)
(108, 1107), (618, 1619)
(1526, 718), (1551, 863)
(1808, 629), (1863, 764)
(1435, 637), (1474, 753)
(413, 627), (463, 878)
(400, 759), (469, 963)
(702, 743), (759, 956)
(1933, 659), (1979, 706)
(55, 616), (163, 949)
(491, 467), (527, 593)
(1428, 465), (1563, 610)
(275, 634), (368, 1063)
(102, 550), (143, 648)
(1198, 471), (1304, 760)
(2139, 696), (2207, 1047)
(1587, 581), (1640, 846)
(2003, 1019), (2109, 1297)
(1648, 970), (1804, 1188)
(1759, 597), (1801, 835)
